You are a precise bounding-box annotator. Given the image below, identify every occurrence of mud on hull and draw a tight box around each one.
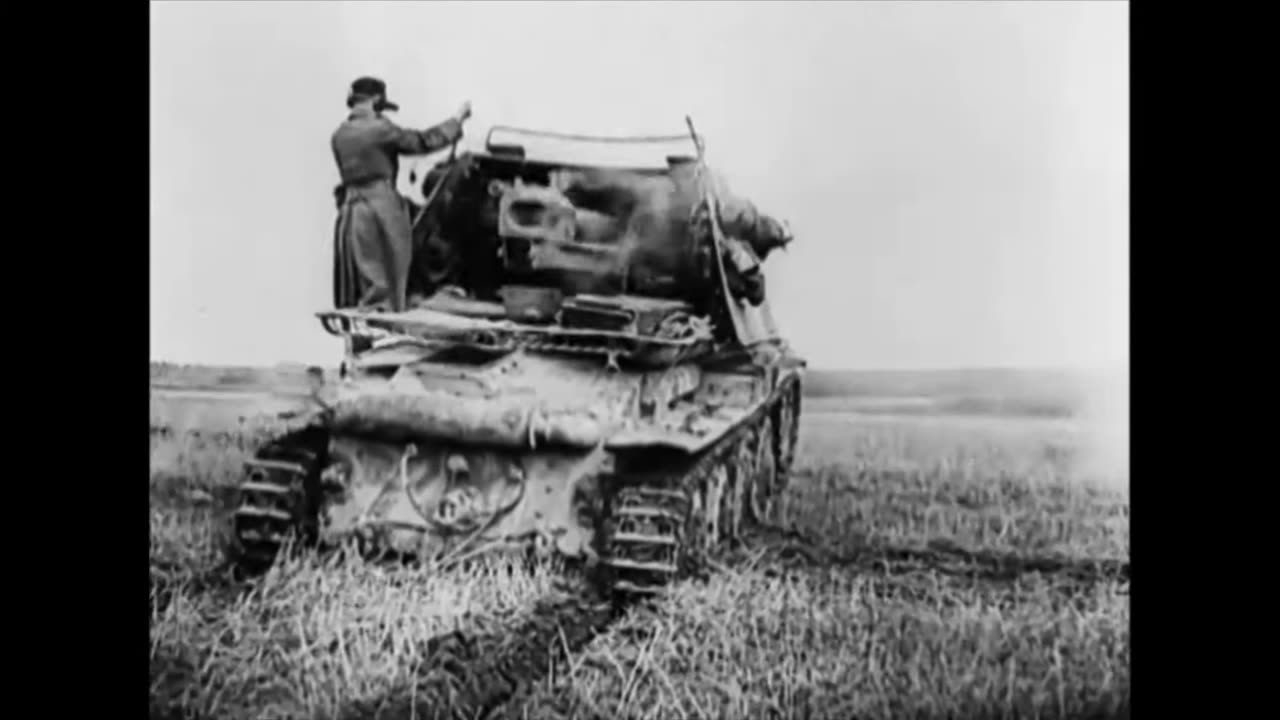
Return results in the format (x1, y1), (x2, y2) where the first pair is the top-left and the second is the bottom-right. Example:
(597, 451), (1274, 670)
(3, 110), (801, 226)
(229, 371), (802, 595)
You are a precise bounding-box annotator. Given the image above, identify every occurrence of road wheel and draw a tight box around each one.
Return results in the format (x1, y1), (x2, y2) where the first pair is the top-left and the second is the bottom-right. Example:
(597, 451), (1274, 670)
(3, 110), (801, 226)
(774, 381), (801, 494)
(748, 416), (777, 525)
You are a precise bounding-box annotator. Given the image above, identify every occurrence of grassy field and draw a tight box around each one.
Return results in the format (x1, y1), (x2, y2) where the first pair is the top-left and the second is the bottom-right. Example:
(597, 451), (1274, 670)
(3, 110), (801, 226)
(149, 376), (1129, 719)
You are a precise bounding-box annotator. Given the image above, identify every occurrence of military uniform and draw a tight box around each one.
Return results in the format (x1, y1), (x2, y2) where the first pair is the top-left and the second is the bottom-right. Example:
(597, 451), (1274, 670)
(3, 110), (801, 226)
(667, 162), (792, 262)
(331, 78), (465, 312)
(553, 162), (791, 306)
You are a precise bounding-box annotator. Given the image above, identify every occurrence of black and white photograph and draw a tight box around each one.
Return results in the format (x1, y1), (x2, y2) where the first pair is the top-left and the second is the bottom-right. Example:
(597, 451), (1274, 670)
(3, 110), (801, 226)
(150, 1), (1130, 717)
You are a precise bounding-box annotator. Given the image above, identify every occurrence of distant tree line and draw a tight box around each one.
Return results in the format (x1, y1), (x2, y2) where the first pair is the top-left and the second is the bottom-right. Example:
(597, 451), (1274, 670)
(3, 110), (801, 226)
(149, 362), (331, 392)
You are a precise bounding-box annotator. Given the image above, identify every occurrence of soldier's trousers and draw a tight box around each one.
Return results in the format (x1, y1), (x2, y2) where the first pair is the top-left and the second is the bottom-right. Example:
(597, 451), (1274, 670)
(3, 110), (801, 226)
(333, 180), (413, 312)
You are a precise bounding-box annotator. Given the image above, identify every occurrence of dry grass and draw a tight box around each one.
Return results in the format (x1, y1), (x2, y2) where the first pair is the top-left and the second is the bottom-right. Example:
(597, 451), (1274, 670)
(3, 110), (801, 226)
(149, 390), (1129, 720)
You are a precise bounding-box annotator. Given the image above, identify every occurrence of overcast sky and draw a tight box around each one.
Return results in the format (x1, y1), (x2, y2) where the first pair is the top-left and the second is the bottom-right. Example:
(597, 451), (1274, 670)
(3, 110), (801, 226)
(150, 0), (1128, 371)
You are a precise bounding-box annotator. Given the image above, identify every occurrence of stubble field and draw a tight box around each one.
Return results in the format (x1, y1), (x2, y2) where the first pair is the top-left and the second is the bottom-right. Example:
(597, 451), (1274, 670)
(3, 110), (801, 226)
(149, 386), (1130, 720)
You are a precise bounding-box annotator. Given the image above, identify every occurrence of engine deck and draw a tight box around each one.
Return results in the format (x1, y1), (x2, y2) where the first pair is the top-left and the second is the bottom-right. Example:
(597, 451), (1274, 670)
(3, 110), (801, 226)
(318, 302), (717, 370)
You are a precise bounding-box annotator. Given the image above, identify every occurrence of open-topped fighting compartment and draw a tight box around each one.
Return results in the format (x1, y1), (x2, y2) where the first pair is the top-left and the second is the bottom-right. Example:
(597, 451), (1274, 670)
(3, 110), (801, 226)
(319, 119), (795, 377)
(321, 124), (758, 361)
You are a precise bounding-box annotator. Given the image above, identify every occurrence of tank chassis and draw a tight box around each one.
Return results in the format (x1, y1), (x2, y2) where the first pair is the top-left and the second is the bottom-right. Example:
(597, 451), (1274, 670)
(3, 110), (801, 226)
(229, 124), (805, 596)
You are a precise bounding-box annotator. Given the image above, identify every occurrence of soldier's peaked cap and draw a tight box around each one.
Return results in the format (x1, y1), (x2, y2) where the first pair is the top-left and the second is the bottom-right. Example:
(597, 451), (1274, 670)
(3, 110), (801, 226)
(347, 76), (399, 112)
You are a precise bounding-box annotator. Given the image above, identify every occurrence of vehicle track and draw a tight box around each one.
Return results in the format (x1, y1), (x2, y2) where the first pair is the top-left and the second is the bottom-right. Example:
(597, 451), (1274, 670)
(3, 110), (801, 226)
(151, 507), (1126, 719)
(329, 519), (1126, 720)
(730, 521), (1130, 585)
(335, 575), (617, 720)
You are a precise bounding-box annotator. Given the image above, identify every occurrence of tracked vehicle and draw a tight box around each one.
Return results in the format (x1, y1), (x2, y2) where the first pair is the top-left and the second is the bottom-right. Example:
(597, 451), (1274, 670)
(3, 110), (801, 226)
(230, 123), (804, 595)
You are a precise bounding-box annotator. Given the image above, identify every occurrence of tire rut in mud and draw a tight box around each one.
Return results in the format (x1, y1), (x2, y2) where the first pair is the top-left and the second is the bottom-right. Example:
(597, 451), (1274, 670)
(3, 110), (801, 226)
(334, 532), (1128, 720)
(337, 577), (623, 720)
(726, 522), (1129, 586)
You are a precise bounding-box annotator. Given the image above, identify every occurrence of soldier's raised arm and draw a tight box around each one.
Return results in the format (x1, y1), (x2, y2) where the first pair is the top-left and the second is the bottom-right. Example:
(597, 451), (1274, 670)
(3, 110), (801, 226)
(704, 169), (794, 261)
(382, 101), (472, 155)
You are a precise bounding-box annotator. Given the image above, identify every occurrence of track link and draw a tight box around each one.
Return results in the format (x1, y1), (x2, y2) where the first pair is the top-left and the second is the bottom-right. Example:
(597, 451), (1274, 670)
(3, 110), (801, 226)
(598, 372), (801, 597)
(599, 485), (690, 595)
(228, 428), (327, 573)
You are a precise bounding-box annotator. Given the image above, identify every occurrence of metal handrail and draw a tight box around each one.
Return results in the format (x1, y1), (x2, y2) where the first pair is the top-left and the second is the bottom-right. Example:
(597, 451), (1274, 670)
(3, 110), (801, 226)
(485, 124), (703, 148)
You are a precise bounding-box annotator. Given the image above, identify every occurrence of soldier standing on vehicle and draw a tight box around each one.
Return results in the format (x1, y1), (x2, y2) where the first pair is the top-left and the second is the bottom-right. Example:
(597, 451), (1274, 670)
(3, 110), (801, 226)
(331, 76), (472, 312)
